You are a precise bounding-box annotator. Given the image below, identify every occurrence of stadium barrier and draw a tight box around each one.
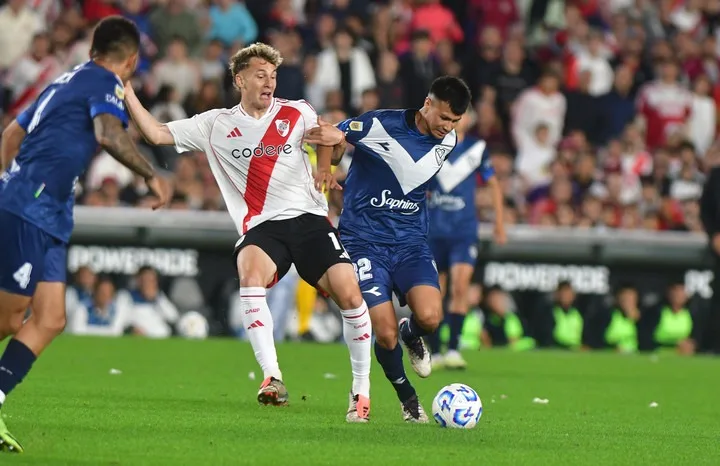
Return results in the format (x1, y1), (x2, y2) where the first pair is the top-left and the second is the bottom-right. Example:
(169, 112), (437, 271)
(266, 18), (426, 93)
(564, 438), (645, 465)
(70, 207), (714, 337)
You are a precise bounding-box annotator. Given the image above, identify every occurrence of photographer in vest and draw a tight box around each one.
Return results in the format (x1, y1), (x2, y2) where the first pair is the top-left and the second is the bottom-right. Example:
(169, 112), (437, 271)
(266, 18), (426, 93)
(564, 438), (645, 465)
(643, 282), (697, 355)
(536, 281), (585, 349)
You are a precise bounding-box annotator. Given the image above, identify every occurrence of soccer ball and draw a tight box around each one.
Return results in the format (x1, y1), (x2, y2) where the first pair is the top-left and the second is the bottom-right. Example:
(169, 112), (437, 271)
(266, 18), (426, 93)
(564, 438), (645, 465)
(177, 311), (209, 339)
(431, 383), (483, 429)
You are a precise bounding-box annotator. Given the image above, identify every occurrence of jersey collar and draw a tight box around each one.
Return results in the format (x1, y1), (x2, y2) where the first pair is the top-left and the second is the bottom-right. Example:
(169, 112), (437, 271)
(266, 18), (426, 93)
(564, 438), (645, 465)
(238, 98), (276, 119)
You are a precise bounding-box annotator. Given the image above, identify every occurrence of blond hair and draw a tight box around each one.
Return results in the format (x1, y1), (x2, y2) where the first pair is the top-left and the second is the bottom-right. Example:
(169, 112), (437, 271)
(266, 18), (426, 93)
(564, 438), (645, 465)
(229, 43), (283, 80)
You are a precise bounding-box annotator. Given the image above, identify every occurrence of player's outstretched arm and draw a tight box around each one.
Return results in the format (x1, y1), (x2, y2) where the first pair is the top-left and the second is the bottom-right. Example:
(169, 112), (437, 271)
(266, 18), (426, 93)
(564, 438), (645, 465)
(0, 120), (26, 172)
(93, 113), (170, 209)
(123, 82), (175, 146)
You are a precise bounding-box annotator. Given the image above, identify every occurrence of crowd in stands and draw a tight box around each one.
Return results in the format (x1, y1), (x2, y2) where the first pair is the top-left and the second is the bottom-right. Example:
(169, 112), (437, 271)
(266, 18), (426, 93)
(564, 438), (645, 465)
(1, 0), (719, 232)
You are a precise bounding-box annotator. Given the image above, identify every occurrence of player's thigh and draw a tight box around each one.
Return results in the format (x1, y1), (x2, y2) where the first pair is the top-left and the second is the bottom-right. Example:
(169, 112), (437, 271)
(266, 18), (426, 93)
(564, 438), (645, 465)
(234, 225), (292, 288)
(29, 240), (68, 330)
(340, 239), (395, 311)
(29, 282), (67, 330)
(393, 246), (443, 329)
(0, 211), (47, 315)
(317, 262), (364, 310)
(288, 216), (358, 305)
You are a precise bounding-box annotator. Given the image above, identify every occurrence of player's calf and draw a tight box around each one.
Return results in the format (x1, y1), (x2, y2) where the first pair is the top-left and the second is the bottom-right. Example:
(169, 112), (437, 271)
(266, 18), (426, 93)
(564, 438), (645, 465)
(400, 287), (443, 378)
(0, 291), (30, 342)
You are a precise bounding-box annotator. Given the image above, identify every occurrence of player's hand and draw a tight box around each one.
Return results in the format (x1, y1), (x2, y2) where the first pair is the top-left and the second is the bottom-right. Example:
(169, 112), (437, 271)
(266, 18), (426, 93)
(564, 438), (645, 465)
(493, 224), (507, 245)
(145, 175), (171, 210)
(304, 117), (344, 146)
(314, 169), (342, 193)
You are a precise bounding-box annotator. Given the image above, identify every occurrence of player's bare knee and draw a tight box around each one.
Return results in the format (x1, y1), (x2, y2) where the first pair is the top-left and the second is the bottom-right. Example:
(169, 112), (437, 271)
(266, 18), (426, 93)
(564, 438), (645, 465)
(374, 326), (398, 349)
(416, 307), (443, 332)
(334, 285), (364, 310)
(37, 311), (66, 336)
(239, 274), (268, 288)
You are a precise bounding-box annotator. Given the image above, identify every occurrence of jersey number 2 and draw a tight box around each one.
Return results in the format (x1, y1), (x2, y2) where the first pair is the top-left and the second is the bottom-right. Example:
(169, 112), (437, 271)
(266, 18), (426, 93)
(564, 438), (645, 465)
(13, 263), (33, 290)
(353, 258), (372, 281)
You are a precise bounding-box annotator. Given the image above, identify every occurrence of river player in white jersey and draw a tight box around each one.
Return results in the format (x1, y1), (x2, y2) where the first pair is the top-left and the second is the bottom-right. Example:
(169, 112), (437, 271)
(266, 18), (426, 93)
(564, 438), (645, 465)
(123, 43), (372, 423)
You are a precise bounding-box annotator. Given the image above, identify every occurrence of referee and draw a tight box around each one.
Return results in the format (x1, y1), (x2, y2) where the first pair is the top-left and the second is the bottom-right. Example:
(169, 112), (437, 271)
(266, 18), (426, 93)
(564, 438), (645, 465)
(699, 161), (720, 354)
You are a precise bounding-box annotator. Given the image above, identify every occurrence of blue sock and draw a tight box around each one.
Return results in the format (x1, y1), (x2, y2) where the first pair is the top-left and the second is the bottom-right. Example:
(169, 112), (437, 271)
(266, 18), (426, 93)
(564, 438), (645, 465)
(0, 339), (37, 406)
(447, 313), (465, 351)
(374, 340), (416, 403)
(400, 315), (430, 342)
(427, 313), (446, 354)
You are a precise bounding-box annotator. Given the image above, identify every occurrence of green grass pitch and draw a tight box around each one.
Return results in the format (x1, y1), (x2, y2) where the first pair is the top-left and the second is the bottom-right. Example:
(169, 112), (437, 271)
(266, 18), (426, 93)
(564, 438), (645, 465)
(2, 336), (720, 465)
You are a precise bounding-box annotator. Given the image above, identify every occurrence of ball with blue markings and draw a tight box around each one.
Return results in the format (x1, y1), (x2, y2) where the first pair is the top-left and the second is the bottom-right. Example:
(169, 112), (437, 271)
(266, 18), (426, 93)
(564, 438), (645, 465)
(431, 383), (483, 429)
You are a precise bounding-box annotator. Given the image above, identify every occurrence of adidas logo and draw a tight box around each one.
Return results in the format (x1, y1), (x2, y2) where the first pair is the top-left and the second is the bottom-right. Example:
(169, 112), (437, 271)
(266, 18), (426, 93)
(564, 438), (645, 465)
(353, 333), (370, 341)
(227, 127), (242, 138)
(247, 320), (264, 329)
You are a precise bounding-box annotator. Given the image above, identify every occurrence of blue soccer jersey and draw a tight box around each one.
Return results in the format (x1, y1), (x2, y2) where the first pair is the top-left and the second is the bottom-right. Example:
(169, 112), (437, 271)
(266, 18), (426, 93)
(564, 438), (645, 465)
(0, 60), (128, 243)
(0, 61), (128, 296)
(337, 109), (457, 307)
(426, 137), (494, 271)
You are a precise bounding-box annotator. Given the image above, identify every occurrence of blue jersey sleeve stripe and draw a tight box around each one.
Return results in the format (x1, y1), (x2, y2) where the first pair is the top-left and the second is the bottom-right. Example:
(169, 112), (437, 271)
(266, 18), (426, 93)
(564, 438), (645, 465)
(337, 119), (351, 132)
(16, 103), (37, 131)
(89, 104), (128, 128)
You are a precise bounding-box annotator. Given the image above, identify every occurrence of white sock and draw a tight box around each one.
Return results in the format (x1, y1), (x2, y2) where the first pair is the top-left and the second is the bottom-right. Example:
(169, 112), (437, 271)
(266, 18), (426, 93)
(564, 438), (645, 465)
(239, 287), (282, 381)
(340, 301), (372, 398)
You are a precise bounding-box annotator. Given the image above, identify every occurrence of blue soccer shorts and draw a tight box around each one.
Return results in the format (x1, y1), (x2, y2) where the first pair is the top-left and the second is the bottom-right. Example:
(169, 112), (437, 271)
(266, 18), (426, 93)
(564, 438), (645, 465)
(0, 210), (67, 297)
(340, 235), (440, 309)
(429, 235), (478, 273)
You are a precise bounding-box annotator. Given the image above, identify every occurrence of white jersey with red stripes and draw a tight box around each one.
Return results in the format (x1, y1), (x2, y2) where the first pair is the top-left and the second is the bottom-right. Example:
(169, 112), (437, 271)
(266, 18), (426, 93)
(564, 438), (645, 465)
(167, 98), (328, 239)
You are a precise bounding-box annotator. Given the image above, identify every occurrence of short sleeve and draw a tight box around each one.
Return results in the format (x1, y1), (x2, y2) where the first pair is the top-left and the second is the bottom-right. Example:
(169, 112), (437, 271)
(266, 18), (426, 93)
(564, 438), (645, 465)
(478, 147), (495, 182)
(88, 75), (129, 128)
(337, 111), (374, 145)
(16, 100), (38, 131)
(296, 100), (319, 131)
(166, 109), (222, 153)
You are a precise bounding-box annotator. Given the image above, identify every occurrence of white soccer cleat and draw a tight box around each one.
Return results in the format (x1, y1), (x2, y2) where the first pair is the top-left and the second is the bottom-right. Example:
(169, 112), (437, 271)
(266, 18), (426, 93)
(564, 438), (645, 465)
(346, 391), (370, 423)
(399, 318), (432, 378)
(443, 350), (467, 370)
(400, 394), (429, 423)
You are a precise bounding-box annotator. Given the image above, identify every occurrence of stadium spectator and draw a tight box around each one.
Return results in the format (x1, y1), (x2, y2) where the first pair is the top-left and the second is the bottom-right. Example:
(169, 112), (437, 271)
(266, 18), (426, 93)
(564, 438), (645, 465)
(65, 266), (97, 322)
(4, 32), (62, 116)
(151, 37), (200, 103)
(399, 29), (439, 109)
(67, 276), (128, 337)
(315, 26), (375, 114)
(117, 266), (180, 339)
(0, 0), (45, 71)
(149, 0), (203, 56)
(636, 59), (693, 151)
(206, 0), (258, 48)
(511, 70), (566, 152)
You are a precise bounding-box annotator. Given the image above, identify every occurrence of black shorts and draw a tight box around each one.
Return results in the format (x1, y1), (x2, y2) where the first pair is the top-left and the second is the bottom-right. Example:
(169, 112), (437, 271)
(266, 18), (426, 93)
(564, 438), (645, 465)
(233, 213), (352, 288)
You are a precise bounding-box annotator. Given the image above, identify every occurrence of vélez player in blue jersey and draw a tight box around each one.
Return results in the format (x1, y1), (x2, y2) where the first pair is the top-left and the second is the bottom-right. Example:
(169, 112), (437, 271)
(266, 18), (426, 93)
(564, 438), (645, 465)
(426, 110), (506, 370)
(0, 17), (168, 452)
(305, 77), (477, 422)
